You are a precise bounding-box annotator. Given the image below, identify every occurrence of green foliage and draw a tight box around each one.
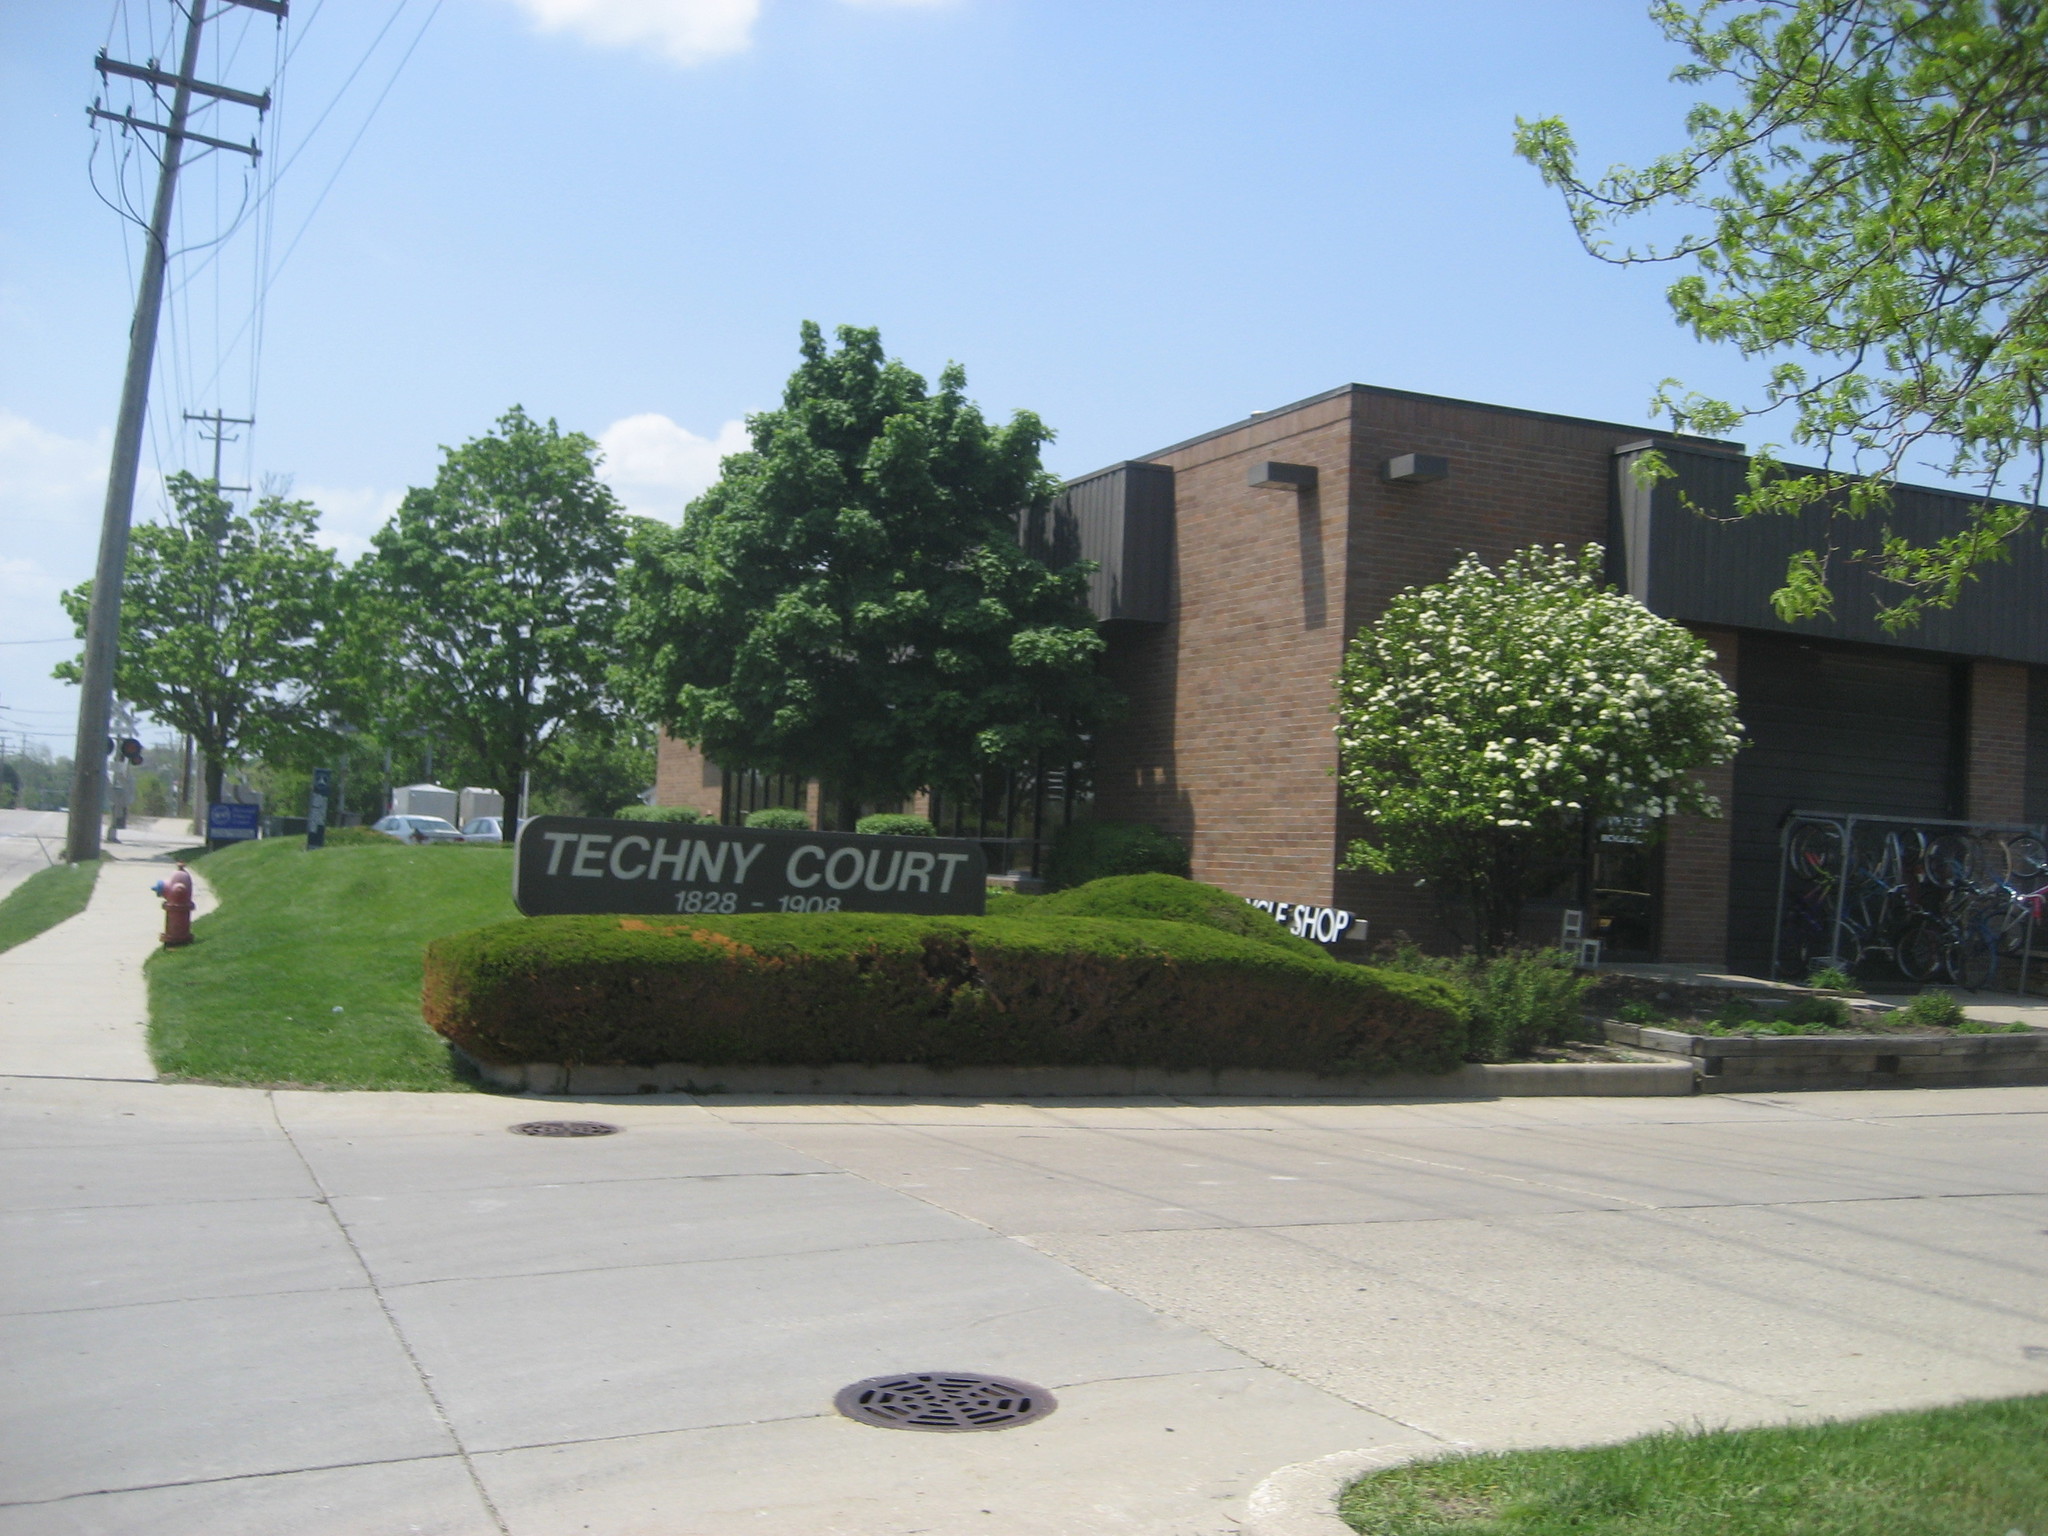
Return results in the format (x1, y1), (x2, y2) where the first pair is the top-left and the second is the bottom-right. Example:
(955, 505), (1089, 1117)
(531, 719), (656, 818)
(148, 837), (517, 1089)
(423, 911), (1467, 1076)
(1337, 546), (1741, 951)
(616, 323), (1121, 820)
(1804, 965), (1855, 991)
(1033, 873), (1325, 959)
(1900, 988), (1965, 1028)
(1515, 2), (2048, 629)
(1043, 819), (1190, 889)
(57, 473), (342, 807)
(1953, 1017), (2032, 1036)
(612, 804), (708, 824)
(1373, 942), (1593, 1062)
(354, 407), (630, 827)
(0, 860), (102, 956)
(744, 806), (811, 830)
(1615, 999), (1670, 1026)
(855, 813), (937, 837)
(1783, 994), (1852, 1028)
(1340, 1392), (2048, 1535)
(130, 774), (171, 818)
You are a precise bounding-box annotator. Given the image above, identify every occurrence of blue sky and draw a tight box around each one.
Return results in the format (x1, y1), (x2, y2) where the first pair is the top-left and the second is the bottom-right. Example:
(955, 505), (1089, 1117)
(1, 0), (1771, 745)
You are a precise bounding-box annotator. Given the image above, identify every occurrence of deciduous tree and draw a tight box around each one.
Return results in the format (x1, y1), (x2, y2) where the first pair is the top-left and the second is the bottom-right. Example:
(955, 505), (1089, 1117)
(359, 407), (629, 831)
(1336, 545), (1743, 952)
(57, 472), (341, 808)
(618, 323), (1118, 825)
(1516, 0), (2048, 627)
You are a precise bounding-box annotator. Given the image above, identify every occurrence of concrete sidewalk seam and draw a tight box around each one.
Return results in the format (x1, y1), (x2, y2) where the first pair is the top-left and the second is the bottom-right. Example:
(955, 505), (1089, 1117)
(0, 1449), (472, 1510)
(265, 1092), (512, 1536)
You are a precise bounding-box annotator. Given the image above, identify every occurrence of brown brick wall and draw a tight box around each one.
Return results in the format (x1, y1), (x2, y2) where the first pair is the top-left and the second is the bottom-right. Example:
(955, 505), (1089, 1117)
(1966, 659), (2029, 823)
(1658, 627), (1739, 967)
(652, 733), (725, 819)
(1093, 393), (1355, 905)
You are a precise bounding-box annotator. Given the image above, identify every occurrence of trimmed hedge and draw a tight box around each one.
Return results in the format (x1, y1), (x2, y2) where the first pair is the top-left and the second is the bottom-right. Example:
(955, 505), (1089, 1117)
(1032, 873), (1325, 960)
(744, 807), (811, 830)
(424, 912), (1466, 1076)
(1044, 819), (1190, 888)
(613, 804), (708, 825)
(855, 813), (937, 837)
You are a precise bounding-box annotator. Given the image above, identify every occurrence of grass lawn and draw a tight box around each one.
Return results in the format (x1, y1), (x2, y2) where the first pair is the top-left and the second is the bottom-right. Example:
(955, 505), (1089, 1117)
(149, 837), (517, 1090)
(1340, 1394), (2048, 1534)
(0, 859), (102, 956)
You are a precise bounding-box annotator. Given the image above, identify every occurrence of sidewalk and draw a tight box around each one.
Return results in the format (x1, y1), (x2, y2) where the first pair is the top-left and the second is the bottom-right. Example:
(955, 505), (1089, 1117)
(0, 846), (214, 1083)
(1, 874), (2044, 1534)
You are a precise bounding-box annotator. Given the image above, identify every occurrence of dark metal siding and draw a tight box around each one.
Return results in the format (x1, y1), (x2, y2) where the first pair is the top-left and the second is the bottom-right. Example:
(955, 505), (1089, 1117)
(1615, 446), (2048, 665)
(1728, 635), (1963, 973)
(1026, 462), (1174, 624)
(2029, 667), (2048, 824)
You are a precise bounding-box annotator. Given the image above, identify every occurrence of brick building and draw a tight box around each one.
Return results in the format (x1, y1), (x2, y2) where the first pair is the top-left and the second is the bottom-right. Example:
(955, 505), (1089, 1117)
(655, 381), (2048, 974)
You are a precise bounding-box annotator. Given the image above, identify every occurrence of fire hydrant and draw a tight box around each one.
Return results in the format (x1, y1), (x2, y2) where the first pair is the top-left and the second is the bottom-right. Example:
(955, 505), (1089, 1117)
(155, 864), (195, 948)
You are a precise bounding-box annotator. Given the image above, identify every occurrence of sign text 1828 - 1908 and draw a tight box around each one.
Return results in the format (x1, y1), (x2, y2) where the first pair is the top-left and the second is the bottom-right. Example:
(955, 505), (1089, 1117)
(512, 816), (987, 918)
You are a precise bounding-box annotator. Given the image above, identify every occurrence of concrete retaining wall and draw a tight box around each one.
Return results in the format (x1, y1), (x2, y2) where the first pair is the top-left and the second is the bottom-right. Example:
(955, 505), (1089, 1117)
(1605, 1021), (2048, 1092)
(460, 1053), (1697, 1099)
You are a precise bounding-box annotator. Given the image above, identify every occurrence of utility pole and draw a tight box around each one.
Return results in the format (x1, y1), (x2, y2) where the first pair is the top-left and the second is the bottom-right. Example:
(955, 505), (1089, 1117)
(65, 0), (283, 864)
(183, 409), (255, 494)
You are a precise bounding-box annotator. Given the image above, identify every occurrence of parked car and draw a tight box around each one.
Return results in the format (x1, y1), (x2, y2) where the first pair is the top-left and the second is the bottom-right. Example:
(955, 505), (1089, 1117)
(373, 814), (465, 844)
(460, 816), (505, 843)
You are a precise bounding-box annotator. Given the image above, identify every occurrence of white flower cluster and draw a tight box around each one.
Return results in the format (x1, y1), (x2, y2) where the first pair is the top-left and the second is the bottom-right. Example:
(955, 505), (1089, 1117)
(1335, 545), (1743, 847)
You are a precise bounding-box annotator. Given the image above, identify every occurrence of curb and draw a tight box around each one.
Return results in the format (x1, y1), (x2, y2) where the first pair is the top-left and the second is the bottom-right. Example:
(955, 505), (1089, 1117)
(460, 1055), (1698, 1099)
(1245, 1441), (1467, 1535)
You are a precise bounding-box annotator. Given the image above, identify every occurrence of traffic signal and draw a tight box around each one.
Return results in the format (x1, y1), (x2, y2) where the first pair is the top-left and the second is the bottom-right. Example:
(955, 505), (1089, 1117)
(119, 738), (144, 766)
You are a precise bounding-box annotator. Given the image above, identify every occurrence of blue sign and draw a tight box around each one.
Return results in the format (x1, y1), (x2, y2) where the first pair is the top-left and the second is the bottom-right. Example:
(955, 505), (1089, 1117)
(207, 802), (261, 843)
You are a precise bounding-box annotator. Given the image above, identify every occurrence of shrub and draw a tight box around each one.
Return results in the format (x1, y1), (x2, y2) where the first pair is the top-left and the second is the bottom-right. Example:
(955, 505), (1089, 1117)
(1804, 966), (1855, 991)
(613, 804), (707, 825)
(1043, 819), (1189, 889)
(1615, 999), (1668, 1025)
(423, 912), (1468, 1077)
(1902, 989), (1966, 1028)
(1032, 874), (1324, 959)
(1373, 942), (1592, 1062)
(743, 807), (811, 830)
(1782, 994), (1851, 1028)
(856, 813), (937, 837)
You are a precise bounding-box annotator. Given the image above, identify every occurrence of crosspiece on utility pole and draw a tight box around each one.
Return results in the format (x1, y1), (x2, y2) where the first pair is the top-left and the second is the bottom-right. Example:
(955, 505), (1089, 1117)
(184, 410), (255, 493)
(65, 0), (287, 866)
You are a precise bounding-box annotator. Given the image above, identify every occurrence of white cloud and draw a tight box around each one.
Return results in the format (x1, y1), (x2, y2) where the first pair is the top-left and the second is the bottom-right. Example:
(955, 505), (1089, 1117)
(0, 411), (108, 532)
(497, 0), (953, 65)
(297, 484), (405, 564)
(598, 413), (749, 520)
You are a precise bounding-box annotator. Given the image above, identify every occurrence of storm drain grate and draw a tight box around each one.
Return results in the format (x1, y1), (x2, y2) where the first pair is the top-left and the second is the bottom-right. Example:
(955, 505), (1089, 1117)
(834, 1373), (1056, 1432)
(508, 1120), (621, 1138)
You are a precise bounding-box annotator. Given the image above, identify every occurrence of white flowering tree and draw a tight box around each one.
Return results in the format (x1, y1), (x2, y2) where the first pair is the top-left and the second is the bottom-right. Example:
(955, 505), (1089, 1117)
(1336, 545), (1743, 952)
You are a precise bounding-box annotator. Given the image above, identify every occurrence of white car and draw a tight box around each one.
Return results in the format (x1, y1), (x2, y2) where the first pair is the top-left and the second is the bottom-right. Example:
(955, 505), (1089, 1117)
(374, 814), (465, 844)
(460, 816), (505, 842)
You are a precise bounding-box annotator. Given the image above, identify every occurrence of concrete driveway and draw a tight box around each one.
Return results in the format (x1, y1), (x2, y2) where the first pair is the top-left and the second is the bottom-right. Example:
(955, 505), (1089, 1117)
(2, 860), (2045, 1533)
(3, 1077), (2045, 1535)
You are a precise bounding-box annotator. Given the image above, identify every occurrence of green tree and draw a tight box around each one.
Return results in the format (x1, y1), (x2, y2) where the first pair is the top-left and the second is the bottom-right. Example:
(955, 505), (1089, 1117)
(618, 323), (1118, 826)
(360, 407), (630, 830)
(57, 473), (342, 808)
(1336, 545), (1744, 952)
(529, 718), (657, 817)
(1515, 0), (2048, 628)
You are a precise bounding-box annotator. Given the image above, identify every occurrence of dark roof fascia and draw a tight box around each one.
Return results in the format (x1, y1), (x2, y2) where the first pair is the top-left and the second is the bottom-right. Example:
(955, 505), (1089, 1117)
(1089, 383), (1744, 478)
(1638, 437), (2045, 514)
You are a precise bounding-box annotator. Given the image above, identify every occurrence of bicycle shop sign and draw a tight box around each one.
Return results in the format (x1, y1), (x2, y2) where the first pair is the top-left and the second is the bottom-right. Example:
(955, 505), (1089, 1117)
(1246, 896), (1365, 946)
(512, 816), (988, 917)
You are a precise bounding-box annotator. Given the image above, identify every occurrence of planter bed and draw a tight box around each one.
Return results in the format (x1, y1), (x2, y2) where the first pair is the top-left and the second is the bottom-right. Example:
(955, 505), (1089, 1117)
(1603, 1018), (2048, 1091)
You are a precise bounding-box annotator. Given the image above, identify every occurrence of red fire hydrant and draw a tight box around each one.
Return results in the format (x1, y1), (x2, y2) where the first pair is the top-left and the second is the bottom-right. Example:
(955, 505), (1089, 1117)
(156, 864), (194, 948)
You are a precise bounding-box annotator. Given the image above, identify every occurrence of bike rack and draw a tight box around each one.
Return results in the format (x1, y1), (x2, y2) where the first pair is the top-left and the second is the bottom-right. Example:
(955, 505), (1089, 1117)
(1772, 810), (2047, 989)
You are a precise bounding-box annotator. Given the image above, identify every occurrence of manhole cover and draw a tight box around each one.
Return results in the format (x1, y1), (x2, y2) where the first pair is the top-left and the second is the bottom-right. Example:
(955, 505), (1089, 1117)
(508, 1120), (621, 1138)
(834, 1373), (1056, 1432)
